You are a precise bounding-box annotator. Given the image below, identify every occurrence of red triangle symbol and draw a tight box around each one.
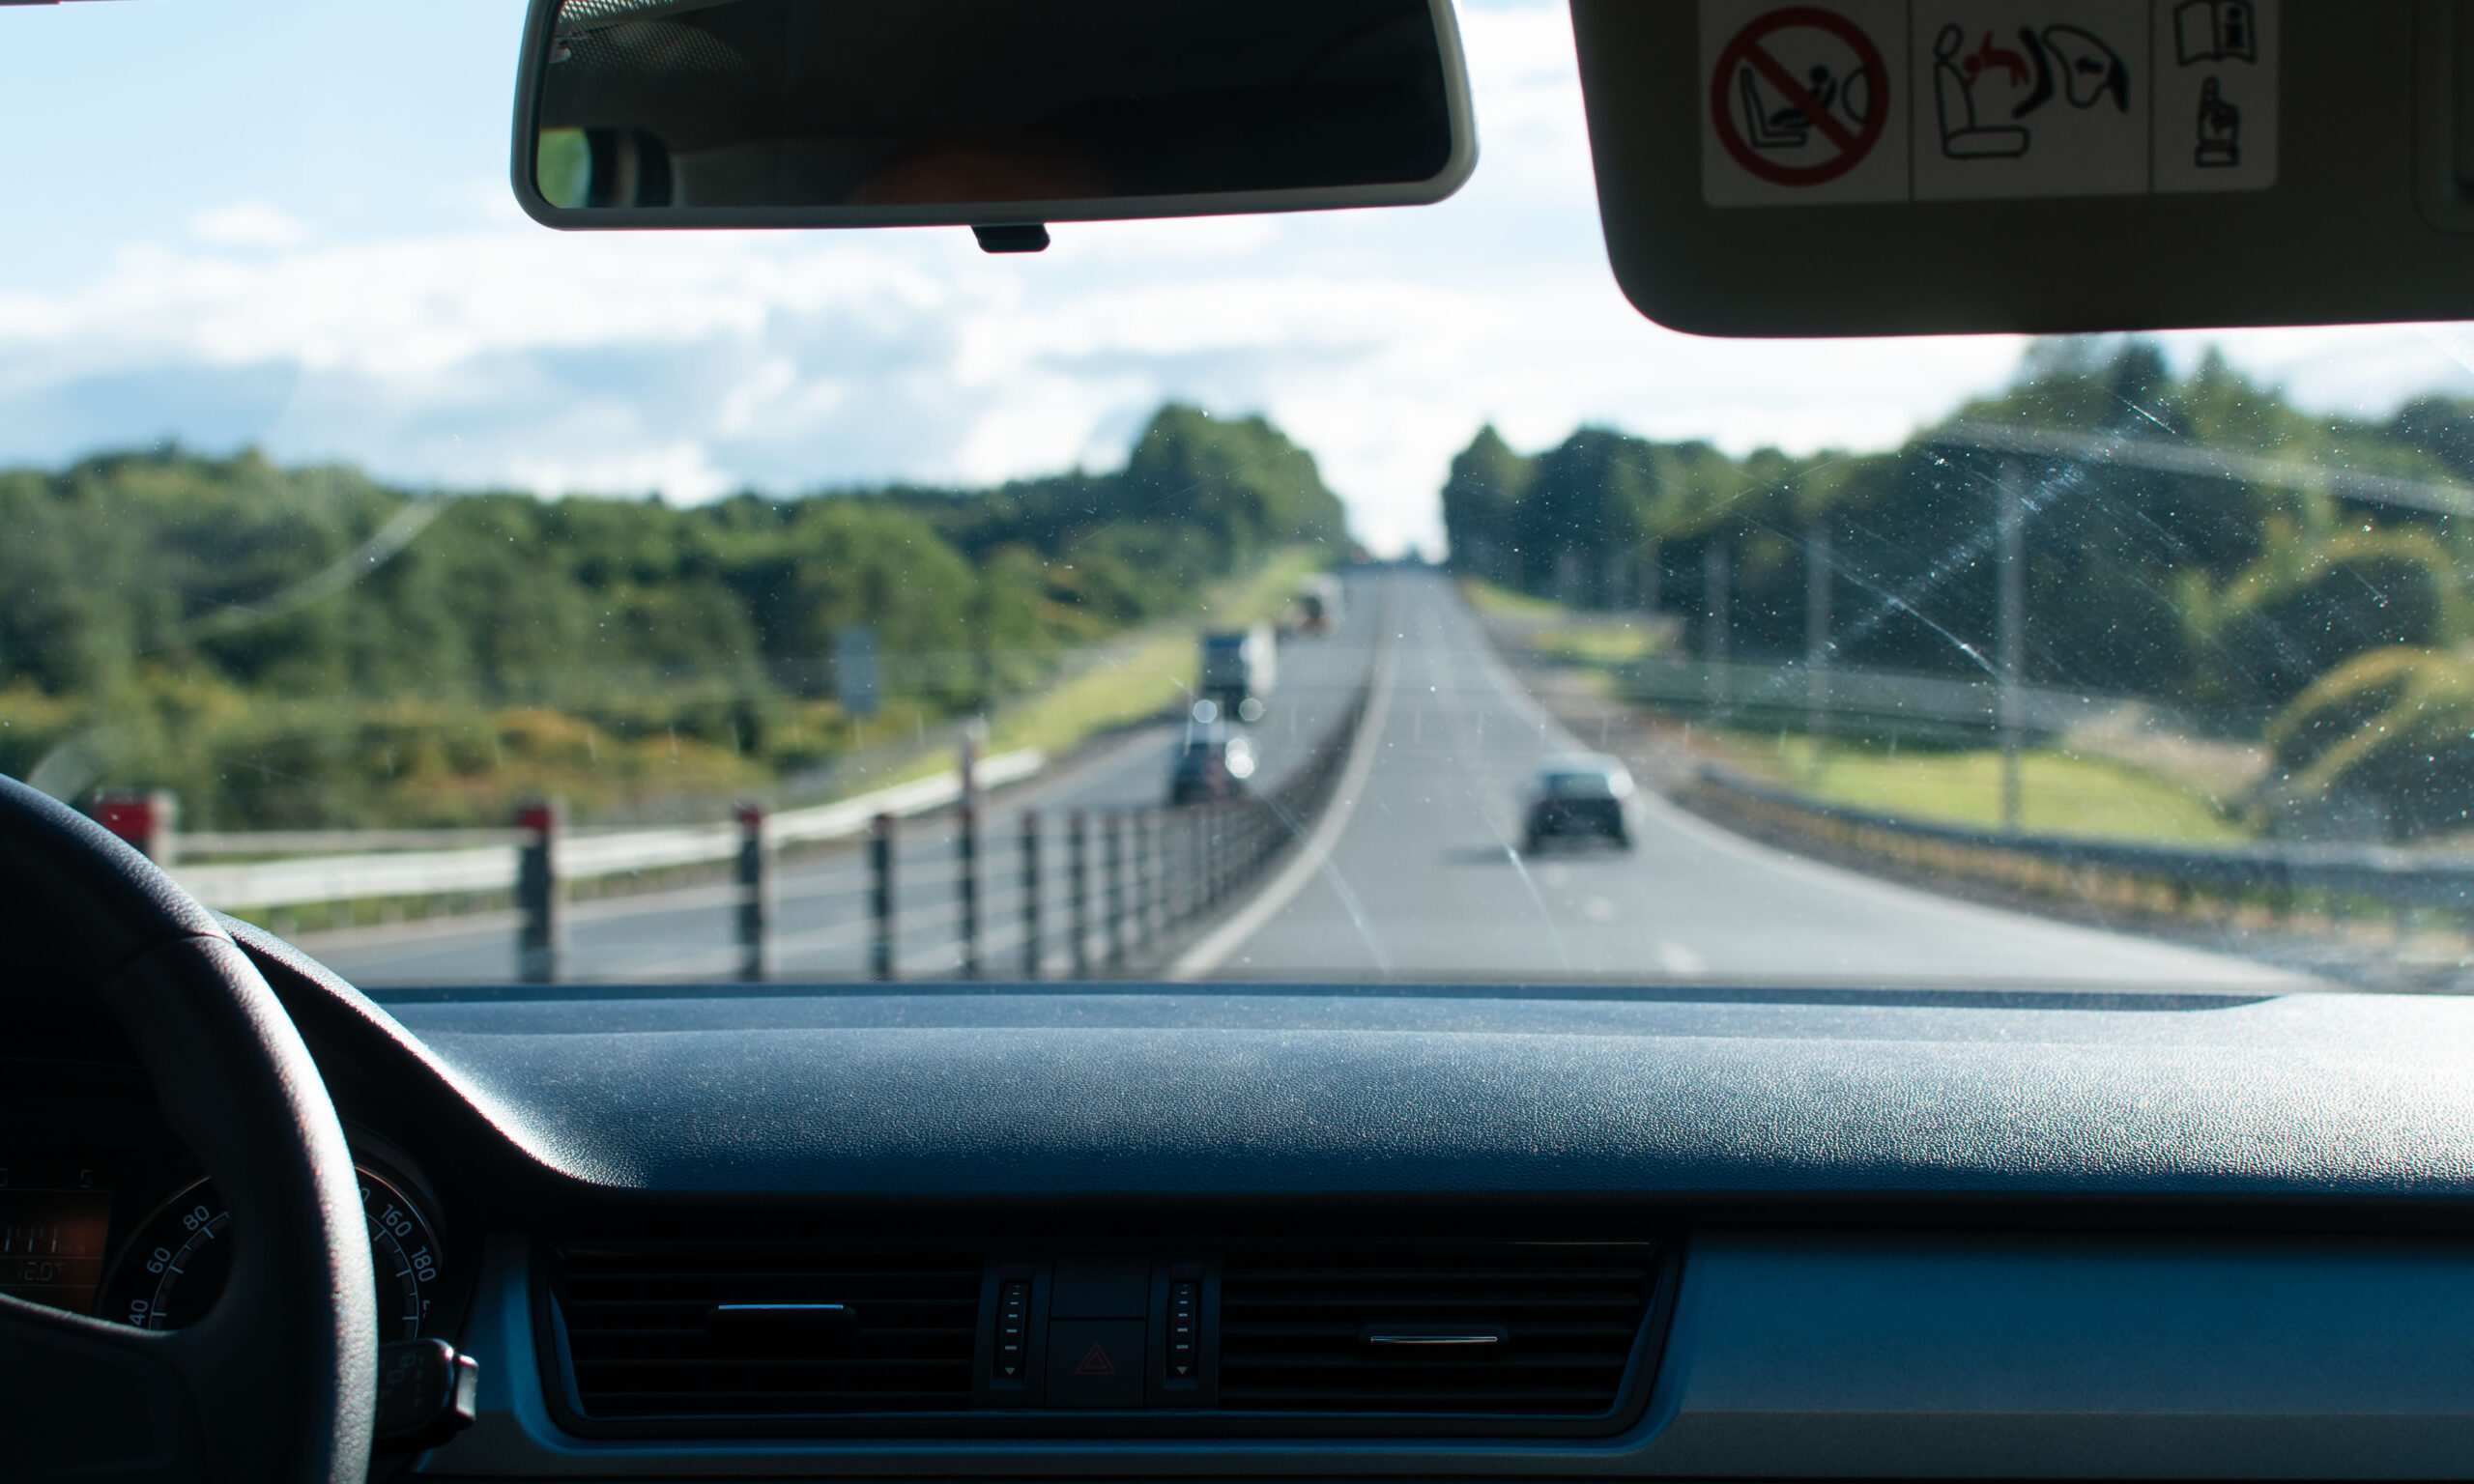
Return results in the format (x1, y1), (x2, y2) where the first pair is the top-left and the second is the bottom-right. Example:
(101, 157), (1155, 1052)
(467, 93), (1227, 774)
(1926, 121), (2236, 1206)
(1074, 1343), (1117, 1377)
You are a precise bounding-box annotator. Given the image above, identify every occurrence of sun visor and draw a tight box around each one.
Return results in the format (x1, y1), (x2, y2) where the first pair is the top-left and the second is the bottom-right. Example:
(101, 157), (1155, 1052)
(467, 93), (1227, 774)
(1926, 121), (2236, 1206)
(1572, 0), (2474, 336)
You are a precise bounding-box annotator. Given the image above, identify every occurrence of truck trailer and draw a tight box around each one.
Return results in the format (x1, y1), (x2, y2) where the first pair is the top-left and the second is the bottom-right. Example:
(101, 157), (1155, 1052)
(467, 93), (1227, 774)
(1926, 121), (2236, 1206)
(1199, 623), (1277, 718)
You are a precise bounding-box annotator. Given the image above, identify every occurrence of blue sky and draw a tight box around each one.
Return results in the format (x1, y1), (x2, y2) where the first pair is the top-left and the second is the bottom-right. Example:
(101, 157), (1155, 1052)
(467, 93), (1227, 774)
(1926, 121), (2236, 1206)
(2, 0), (2470, 554)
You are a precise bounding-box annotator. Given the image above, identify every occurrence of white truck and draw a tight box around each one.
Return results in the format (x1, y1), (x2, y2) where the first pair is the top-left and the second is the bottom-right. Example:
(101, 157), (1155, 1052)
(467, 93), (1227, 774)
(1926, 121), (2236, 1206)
(1200, 623), (1277, 719)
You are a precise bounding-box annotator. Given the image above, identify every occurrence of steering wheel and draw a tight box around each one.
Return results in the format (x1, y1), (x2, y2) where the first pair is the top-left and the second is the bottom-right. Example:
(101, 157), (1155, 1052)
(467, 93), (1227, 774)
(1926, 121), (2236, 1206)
(0, 776), (376, 1483)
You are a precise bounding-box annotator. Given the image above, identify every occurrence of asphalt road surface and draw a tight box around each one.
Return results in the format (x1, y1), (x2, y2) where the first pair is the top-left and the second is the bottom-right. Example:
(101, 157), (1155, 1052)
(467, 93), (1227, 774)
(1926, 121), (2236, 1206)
(1209, 568), (2302, 990)
(315, 598), (1377, 986)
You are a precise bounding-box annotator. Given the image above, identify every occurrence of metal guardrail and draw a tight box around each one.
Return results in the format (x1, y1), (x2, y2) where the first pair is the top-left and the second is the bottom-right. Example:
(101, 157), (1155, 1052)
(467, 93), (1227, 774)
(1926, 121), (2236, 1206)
(167, 749), (1045, 912)
(1695, 765), (2474, 918)
(843, 677), (1371, 985)
(92, 644), (1376, 982)
(180, 827), (530, 854)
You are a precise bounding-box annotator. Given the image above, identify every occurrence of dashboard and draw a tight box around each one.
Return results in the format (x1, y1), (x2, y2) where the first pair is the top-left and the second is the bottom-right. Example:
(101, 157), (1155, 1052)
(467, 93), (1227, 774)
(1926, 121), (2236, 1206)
(13, 921), (2474, 1479)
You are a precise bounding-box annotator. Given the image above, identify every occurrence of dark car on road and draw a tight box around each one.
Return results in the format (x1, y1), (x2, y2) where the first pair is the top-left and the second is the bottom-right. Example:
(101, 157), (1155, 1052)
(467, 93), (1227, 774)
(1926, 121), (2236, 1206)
(1521, 754), (1637, 852)
(1168, 722), (1257, 805)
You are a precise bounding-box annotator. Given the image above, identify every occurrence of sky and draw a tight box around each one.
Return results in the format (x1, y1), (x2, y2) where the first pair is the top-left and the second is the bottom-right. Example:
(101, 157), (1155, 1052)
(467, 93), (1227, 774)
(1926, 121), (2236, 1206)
(3, 0), (2473, 554)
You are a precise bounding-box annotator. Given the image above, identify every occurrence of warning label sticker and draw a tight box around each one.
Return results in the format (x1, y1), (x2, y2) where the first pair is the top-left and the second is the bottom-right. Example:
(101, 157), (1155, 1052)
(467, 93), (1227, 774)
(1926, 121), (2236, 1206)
(1701, 0), (1909, 206)
(2153, 0), (2278, 191)
(1913, 1), (2148, 201)
(1699, 0), (2278, 207)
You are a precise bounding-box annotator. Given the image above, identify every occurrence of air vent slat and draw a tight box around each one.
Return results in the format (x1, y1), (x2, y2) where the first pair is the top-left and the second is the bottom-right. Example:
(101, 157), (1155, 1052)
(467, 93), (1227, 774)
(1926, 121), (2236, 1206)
(1216, 1245), (1656, 1416)
(552, 1242), (983, 1418)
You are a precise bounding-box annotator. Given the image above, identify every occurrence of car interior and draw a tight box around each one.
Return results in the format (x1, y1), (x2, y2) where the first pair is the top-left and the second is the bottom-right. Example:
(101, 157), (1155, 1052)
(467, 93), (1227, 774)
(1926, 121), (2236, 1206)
(12, 2), (2474, 1482)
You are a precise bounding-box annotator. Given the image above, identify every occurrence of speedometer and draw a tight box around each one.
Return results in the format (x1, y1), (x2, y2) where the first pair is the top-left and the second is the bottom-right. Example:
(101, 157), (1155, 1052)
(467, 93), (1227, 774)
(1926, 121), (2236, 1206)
(96, 1166), (443, 1339)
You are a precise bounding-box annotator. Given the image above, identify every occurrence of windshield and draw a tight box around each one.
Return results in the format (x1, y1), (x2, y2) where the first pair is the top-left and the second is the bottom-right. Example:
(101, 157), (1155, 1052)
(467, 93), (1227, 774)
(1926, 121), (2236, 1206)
(6, 0), (2469, 996)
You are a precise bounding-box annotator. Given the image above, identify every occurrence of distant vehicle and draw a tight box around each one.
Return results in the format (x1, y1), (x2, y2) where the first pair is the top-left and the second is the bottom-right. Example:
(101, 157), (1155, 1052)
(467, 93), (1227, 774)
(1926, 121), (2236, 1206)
(1200, 623), (1277, 721)
(1168, 722), (1257, 805)
(1521, 754), (1638, 852)
(1291, 575), (1343, 636)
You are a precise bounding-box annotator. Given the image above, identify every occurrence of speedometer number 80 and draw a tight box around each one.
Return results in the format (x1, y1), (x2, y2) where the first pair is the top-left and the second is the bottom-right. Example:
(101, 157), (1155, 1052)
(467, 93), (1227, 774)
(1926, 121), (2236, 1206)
(99, 1167), (443, 1341)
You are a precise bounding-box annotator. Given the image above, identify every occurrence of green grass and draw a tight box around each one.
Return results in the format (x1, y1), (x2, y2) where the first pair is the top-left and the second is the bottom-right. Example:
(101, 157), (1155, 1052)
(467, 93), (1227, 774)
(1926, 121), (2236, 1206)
(985, 545), (1329, 761)
(1534, 618), (1665, 667)
(988, 629), (1199, 760)
(1457, 576), (1669, 667)
(806, 549), (1334, 795)
(1457, 576), (1562, 619)
(1718, 733), (2248, 843)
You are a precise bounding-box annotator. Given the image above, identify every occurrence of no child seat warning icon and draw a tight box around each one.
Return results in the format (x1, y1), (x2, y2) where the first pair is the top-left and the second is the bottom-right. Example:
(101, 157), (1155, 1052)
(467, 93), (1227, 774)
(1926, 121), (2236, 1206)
(1710, 7), (1889, 187)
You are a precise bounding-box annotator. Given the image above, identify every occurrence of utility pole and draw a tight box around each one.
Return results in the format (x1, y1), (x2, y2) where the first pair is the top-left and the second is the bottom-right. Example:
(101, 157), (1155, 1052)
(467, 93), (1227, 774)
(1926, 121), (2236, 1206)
(1702, 543), (1732, 712)
(1804, 518), (1831, 780)
(1999, 461), (2027, 834)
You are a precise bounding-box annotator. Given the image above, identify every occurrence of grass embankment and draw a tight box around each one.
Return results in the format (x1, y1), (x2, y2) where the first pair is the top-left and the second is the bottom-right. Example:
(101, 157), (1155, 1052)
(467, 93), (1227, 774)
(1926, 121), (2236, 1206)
(1713, 733), (2247, 844)
(987, 546), (1328, 756)
(1457, 577), (1669, 668)
(1457, 577), (1561, 620)
(1460, 579), (2245, 845)
(846, 547), (1331, 789)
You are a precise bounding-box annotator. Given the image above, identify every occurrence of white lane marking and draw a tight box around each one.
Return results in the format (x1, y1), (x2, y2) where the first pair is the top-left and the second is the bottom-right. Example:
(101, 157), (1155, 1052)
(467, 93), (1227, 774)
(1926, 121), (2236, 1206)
(1168, 583), (1402, 981)
(1584, 896), (1617, 923)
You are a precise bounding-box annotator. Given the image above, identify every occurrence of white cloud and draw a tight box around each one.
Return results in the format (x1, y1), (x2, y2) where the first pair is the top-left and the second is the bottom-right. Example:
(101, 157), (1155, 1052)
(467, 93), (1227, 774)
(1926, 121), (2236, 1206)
(503, 440), (737, 504)
(187, 201), (307, 250)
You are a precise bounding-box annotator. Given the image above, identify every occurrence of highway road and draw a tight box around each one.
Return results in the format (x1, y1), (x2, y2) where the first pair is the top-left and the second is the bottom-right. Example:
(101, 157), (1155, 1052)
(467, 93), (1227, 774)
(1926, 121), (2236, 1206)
(1205, 568), (2301, 989)
(319, 564), (2297, 991)
(314, 599), (1377, 986)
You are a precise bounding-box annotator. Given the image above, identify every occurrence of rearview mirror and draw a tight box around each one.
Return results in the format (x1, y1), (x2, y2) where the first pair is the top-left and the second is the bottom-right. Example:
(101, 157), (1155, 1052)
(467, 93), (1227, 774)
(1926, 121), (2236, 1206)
(509, 0), (1477, 245)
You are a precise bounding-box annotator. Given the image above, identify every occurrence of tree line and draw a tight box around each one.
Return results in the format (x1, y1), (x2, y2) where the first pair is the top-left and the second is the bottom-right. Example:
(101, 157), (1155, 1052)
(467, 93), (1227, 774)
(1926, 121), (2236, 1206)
(0, 405), (1346, 828)
(1441, 339), (2474, 839)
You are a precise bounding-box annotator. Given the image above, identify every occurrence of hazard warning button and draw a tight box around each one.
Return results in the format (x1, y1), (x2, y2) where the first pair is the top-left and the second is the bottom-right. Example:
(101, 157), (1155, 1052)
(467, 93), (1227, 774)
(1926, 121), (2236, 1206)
(1046, 1320), (1146, 1408)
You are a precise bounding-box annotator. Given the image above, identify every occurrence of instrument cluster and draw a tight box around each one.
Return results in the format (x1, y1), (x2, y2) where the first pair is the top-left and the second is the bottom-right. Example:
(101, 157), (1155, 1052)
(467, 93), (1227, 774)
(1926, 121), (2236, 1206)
(2, 1084), (464, 1345)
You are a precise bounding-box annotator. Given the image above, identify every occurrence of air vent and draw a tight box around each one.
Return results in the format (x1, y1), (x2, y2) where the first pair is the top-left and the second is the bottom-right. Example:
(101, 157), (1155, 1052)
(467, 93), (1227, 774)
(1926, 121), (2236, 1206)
(1217, 1244), (1657, 1415)
(551, 1241), (983, 1417)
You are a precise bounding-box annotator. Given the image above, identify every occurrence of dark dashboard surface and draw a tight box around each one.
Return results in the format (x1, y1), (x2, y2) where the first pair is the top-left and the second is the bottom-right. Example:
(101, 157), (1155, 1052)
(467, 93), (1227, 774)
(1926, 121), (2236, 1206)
(378, 983), (2474, 1203)
(22, 928), (2474, 1479)
(350, 974), (2474, 1478)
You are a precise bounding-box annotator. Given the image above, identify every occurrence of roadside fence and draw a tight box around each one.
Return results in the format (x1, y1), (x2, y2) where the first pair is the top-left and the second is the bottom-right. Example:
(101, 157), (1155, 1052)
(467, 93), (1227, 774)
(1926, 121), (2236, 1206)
(86, 750), (1041, 921)
(82, 679), (1369, 982)
(850, 681), (1369, 985)
(1691, 765), (2474, 932)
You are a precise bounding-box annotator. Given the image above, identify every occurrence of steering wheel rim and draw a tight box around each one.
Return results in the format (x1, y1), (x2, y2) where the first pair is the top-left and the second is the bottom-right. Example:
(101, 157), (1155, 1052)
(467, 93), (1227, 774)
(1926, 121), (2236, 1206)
(0, 775), (376, 1483)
